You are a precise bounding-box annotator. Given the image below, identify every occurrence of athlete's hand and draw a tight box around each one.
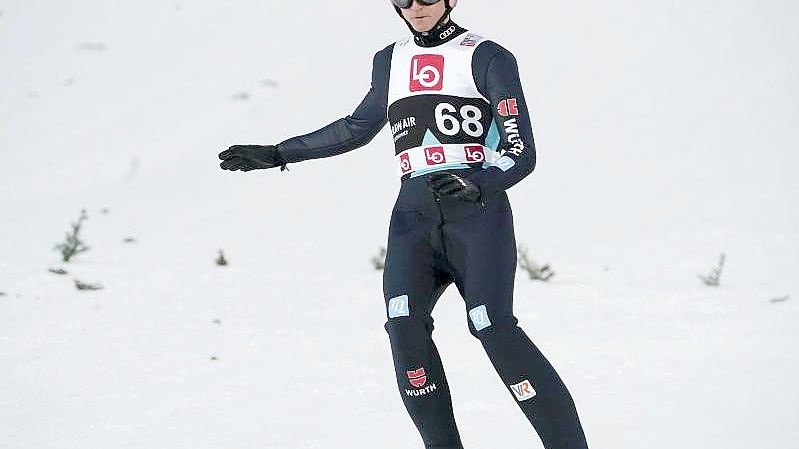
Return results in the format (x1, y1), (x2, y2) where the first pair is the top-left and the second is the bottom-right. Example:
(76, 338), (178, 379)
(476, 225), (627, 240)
(428, 172), (481, 203)
(219, 145), (288, 172)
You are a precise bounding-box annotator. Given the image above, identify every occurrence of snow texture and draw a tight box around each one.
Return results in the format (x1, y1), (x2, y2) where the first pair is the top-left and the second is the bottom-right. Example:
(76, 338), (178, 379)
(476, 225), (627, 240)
(1, 1), (798, 448)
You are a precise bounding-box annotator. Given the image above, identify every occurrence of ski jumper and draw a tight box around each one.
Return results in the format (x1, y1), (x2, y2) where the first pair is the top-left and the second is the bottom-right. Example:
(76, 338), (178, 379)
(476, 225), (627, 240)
(276, 24), (588, 449)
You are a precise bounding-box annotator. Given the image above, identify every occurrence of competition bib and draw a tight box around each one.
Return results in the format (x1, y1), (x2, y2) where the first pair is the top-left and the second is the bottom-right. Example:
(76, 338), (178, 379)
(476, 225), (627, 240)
(387, 31), (500, 178)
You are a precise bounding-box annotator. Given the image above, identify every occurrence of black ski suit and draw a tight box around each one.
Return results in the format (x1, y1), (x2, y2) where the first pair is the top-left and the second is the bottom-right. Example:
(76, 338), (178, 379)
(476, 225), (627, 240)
(276, 24), (588, 449)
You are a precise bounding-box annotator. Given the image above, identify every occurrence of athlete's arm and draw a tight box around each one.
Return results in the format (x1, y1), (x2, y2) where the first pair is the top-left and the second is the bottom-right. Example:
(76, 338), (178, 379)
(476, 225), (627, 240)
(275, 45), (394, 164)
(467, 41), (536, 196)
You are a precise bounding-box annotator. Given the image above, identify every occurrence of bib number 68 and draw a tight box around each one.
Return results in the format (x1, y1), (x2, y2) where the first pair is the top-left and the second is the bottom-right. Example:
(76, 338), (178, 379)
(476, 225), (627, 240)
(434, 103), (484, 138)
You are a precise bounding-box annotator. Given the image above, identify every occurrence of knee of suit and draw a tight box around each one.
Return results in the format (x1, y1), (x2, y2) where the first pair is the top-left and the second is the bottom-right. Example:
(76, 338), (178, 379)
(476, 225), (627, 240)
(384, 315), (433, 338)
(384, 294), (433, 334)
(467, 308), (519, 339)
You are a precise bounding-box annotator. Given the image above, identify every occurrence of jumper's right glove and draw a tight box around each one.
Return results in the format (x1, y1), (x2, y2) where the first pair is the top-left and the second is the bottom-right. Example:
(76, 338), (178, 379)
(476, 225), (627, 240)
(219, 145), (288, 172)
(428, 172), (482, 203)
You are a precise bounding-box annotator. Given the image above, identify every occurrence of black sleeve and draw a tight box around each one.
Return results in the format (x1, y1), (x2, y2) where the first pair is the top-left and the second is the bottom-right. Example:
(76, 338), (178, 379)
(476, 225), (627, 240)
(275, 44), (394, 164)
(466, 40), (536, 196)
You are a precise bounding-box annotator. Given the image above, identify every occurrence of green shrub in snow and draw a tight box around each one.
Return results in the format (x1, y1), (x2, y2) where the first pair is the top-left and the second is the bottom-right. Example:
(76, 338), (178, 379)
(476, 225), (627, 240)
(518, 245), (555, 282)
(54, 209), (90, 263)
(216, 249), (228, 266)
(698, 252), (726, 287)
(371, 246), (386, 271)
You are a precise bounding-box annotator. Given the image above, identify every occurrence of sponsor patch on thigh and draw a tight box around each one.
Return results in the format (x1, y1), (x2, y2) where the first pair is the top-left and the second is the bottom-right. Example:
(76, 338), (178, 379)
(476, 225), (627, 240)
(388, 295), (410, 318)
(469, 304), (492, 331)
(510, 379), (536, 401)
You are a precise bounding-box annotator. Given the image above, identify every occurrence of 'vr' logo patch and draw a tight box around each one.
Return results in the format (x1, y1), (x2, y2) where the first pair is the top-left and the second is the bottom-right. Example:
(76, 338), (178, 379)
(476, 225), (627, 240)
(388, 295), (410, 318)
(510, 379), (536, 401)
(469, 304), (492, 331)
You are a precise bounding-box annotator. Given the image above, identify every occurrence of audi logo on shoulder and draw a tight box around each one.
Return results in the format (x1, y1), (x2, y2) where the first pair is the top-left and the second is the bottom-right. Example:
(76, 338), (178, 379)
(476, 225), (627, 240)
(439, 25), (456, 40)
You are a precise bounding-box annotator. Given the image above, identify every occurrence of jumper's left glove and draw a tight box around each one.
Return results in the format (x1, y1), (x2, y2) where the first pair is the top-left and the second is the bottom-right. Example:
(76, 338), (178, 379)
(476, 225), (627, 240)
(428, 172), (481, 203)
(219, 145), (288, 172)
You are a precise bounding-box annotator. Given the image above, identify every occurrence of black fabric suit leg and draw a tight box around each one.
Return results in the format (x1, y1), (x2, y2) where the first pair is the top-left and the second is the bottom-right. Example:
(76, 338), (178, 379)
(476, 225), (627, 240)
(383, 207), (464, 449)
(443, 192), (589, 449)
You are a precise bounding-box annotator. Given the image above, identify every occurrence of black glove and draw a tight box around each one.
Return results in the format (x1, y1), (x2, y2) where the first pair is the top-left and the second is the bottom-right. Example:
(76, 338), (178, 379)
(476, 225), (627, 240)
(219, 145), (288, 172)
(428, 172), (481, 203)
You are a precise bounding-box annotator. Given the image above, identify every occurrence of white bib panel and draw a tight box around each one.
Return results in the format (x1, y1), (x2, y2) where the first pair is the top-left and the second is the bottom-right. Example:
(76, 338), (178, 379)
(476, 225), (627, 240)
(386, 32), (501, 178)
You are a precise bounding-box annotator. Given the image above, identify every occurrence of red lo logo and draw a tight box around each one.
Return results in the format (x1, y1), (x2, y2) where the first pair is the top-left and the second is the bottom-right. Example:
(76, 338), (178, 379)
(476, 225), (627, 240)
(410, 55), (444, 92)
(407, 367), (427, 388)
(399, 153), (412, 173)
(497, 98), (519, 117)
(464, 145), (485, 162)
(425, 146), (446, 165)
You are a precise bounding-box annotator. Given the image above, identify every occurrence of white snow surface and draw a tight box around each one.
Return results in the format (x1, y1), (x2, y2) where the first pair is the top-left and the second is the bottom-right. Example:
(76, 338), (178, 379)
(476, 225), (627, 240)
(1, 1), (798, 448)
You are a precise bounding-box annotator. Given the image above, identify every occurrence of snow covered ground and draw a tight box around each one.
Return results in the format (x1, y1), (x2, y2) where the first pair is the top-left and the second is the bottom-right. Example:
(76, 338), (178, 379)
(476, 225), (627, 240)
(1, 1), (798, 448)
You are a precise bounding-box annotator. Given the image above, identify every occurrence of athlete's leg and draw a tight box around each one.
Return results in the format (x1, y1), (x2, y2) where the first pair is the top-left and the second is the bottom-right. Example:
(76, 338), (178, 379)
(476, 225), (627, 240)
(441, 192), (589, 449)
(383, 207), (463, 449)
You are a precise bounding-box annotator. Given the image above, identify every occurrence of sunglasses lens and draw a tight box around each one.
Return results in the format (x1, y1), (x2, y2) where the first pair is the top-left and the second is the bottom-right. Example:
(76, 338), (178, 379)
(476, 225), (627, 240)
(391, 0), (442, 8)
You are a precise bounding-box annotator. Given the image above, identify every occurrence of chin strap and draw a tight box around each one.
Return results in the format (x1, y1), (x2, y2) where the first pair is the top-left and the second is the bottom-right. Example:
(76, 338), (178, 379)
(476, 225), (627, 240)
(395, 0), (453, 43)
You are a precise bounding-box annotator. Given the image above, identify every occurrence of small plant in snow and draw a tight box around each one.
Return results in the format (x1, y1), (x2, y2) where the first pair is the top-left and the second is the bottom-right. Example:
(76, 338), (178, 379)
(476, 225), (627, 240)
(769, 295), (789, 303)
(124, 156), (140, 182)
(123, 237), (137, 243)
(517, 245), (555, 281)
(77, 42), (107, 51)
(371, 246), (387, 270)
(48, 268), (68, 275)
(54, 209), (90, 262)
(698, 252), (725, 287)
(74, 279), (103, 291)
(232, 91), (250, 101)
(261, 79), (279, 88)
(216, 249), (228, 266)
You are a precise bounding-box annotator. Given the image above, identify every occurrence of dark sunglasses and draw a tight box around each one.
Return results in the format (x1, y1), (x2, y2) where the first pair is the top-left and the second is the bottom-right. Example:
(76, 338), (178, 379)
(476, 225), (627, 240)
(391, 0), (443, 9)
